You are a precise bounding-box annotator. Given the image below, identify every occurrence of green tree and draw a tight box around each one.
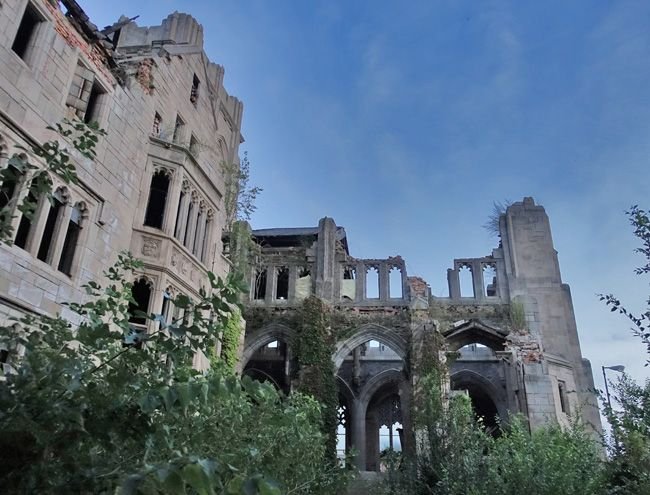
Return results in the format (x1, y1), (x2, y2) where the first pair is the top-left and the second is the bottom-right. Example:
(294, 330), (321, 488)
(600, 206), (650, 494)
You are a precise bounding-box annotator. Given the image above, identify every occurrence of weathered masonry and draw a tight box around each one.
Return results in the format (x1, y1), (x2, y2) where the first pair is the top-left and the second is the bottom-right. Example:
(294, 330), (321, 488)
(0, 1), (242, 368)
(239, 198), (602, 471)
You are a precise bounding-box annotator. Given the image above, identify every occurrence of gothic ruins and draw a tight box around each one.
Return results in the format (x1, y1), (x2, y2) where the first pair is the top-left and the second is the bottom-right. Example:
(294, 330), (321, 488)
(0, 0), (601, 473)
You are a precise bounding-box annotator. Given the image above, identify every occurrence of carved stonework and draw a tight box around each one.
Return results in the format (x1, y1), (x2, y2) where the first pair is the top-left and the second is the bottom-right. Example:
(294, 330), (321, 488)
(142, 237), (161, 257)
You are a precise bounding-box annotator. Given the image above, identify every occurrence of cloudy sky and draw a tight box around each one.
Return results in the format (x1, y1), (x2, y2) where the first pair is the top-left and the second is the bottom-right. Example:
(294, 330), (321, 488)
(85, 1), (650, 390)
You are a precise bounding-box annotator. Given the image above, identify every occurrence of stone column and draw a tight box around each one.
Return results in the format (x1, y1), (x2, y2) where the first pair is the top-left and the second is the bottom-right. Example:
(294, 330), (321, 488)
(379, 262), (390, 301)
(472, 260), (484, 300)
(352, 400), (366, 470)
(184, 196), (199, 250)
(288, 265), (298, 301)
(48, 203), (72, 265)
(164, 171), (183, 236)
(355, 261), (366, 302)
(264, 264), (275, 303)
(314, 217), (337, 300)
(175, 182), (191, 240)
(26, 195), (50, 255)
(447, 268), (460, 299)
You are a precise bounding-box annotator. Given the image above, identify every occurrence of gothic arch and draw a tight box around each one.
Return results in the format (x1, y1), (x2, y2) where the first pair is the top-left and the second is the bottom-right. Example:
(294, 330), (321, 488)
(443, 319), (509, 351)
(241, 323), (295, 366)
(359, 368), (404, 409)
(450, 369), (508, 422)
(332, 323), (408, 370)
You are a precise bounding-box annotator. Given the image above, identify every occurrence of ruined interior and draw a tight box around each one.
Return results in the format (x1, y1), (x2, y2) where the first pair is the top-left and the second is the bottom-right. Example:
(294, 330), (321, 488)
(238, 198), (602, 471)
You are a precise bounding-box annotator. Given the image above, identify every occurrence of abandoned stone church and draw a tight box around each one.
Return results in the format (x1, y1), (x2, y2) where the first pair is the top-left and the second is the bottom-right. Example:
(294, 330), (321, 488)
(0, 0), (601, 473)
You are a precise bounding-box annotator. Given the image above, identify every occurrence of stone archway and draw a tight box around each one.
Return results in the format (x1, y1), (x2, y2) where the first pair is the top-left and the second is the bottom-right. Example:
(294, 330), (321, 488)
(241, 323), (295, 366)
(332, 323), (408, 370)
(241, 323), (295, 394)
(450, 369), (507, 434)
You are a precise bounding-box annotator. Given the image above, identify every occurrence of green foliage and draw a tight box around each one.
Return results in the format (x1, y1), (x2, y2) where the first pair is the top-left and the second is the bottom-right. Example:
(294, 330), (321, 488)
(600, 205), (650, 494)
(295, 297), (339, 460)
(384, 361), (604, 495)
(223, 151), (263, 228)
(0, 124), (347, 494)
(509, 299), (526, 331)
(221, 307), (243, 373)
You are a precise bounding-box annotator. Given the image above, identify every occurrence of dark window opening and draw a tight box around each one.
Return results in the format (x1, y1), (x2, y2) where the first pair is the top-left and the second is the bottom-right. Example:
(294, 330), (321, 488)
(57, 203), (83, 276)
(143, 171), (169, 229)
(192, 210), (203, 254)
(343, 267), (355, 280)
(254, 269), (267, 300)
(12, 3), (41, 61)
(0, 165), (21, 211)
(190, 74), (200, 104)
(173, 115), (184, 144)
(201, 218), (211, 262)
(299, 267), (310, 278)
(37, 194), (64, 262)
(152, 112), (162, 136)
(14, 181), (41, 249)
(0, 349), (8, 364)
(558, 381), (569, 414)
(183, 202), (194, 246)
(174, 190), (185, 238)
(276, 267), (289, 300)
(128, 278), (151, 325)
(83, 81), (104, 124)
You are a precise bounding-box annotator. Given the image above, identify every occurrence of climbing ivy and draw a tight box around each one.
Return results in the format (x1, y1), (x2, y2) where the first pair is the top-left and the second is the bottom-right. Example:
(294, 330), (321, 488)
(295, 296), (339, 459)
(221, 307), (243, 373)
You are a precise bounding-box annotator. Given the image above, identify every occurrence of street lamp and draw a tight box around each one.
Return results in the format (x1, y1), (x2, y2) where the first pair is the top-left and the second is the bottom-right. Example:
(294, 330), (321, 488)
(602, 365), (625, 410)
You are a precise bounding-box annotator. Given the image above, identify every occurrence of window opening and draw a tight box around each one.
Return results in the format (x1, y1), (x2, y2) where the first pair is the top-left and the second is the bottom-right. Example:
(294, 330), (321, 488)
(254, 269), (267, 300)
(152, 112), (162, 136)
(336, 405), (348, 464)
(172, 115), (185, 144)
(0, 165), (21, 211)
(267, 340), (278, 349)
(57, 202), (84, 276)
(190, 74), (200, 104)
(558, 380), (569, 414)
(459, 264), (474, 297)
(192, 209), (203, 254)
(37, 190), (65, 262)
(143, 171), (170, 229)
(389, 266), (403, 299)
(366, 266), (379, 299)
(174, 190), (185, 239)
(276, 266), (289, 300)
(189, 135), (199, 157)
(201, 217), (211, 263)
(341, 266), (355, 300)
(183, 201), (194, 246)
(67, 63), (97, 120)
(483, 263), (497, 297)
(12, 3), (41, 62)
(84, 81), (104, 124)
(128, 278), (151, 325)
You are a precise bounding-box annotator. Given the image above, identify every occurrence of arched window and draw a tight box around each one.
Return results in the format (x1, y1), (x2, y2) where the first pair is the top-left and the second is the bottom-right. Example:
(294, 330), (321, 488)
(14, 173), (42, 250)
(128, 278), (152, 325)
(0, 158), (24, 226)
(37, 187), (67, 262)
(143, 170), (170, 229)
(58, 202), (85, 275)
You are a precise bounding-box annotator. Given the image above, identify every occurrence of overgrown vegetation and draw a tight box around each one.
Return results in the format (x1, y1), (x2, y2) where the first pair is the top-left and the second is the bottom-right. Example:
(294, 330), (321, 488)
(600, 205), (650, 494)
(0, 122), (346, 494)
(223, 151), (263, 228)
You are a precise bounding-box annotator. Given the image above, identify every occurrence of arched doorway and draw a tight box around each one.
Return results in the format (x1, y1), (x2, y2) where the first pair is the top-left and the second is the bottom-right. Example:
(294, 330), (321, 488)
(451, 369), (505, 436)
(242, 338), (292, 394)
(334, 329), (408, 471)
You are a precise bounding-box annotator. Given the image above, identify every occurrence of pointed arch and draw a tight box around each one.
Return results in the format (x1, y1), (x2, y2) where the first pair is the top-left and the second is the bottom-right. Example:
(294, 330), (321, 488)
(443, 319), (509, 351)
(241, 323), (295, 367)
(332, 323), (408, 370)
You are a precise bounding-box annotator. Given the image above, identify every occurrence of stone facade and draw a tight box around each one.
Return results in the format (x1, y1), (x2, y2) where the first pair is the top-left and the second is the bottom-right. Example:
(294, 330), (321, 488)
(0, 1), (242, 368)
(239, 198), (602, 471)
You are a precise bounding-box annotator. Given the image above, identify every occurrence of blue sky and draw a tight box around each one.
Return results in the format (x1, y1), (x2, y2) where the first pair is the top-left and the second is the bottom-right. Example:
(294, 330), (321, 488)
(84, 1), (650, 389)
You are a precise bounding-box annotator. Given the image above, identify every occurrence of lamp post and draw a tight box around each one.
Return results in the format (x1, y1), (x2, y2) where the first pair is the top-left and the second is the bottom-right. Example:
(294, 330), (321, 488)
(602, 365), (625, 410)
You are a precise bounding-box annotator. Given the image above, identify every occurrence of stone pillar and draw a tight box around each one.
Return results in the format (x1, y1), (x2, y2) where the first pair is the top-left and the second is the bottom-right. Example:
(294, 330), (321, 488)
(48, 203), (72, 265)
(314, 217), (337, 300)
(352, 400), (366, 470)
(26, 196), (50, 255)
(164, 172), (183, 236)
(288, 265), (298, 301)
(264, 264), (275, 303)
(174, 186), (190, 240)
(447, 268), (460, 299)
(472, 260), (484, 300)
(355, 261), (366, 302)
(379, 262), (389, 301)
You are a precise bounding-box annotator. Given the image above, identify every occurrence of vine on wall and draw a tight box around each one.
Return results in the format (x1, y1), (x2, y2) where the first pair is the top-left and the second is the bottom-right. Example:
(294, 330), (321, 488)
(221, 307), (243, 373)
(295, 296), (338, 459)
